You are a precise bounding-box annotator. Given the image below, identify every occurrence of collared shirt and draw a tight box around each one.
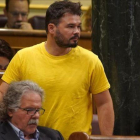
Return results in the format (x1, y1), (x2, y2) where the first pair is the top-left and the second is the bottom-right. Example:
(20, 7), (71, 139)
(8, 121), (40, 140)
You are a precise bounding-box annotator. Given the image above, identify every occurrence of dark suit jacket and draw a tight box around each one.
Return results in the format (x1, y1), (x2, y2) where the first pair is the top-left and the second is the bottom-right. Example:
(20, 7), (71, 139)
(0, 121), (64, 140)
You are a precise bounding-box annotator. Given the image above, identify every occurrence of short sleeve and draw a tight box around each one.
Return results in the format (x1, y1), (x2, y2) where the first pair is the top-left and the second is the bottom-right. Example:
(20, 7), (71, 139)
(2, 52), (21, 83)
(90, 57), (110, 94)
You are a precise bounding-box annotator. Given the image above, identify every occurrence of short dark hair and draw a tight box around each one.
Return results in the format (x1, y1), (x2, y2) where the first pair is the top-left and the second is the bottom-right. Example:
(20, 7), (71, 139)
(45, 1), (82, 34)
(5, 0), (30, 11)
(0, 39), (13, 61)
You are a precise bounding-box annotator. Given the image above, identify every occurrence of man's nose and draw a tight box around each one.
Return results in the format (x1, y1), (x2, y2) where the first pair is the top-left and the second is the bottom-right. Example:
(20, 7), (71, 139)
(73, 27), (80, 34)
(17, 14), (23, 21)
(32, 111), (40, 119)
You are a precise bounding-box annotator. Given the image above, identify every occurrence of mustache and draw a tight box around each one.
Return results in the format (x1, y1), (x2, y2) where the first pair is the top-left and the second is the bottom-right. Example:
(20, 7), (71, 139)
(70, 34), (79, 40)
(28, 119), (38, 125)
(16, 21), (21, 23)
(14, 21), (21, 28)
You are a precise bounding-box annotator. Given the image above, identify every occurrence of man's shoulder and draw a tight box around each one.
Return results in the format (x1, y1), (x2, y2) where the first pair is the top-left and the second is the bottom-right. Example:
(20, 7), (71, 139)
(37, 126), (63, 140)
(0, 122), (19, 140)
(76, 46), (97, 56)
(37, 125), (55, 132)
(75, 46), (99, 61)
(37, 126), (59, 134)
(0, 121), (13, 132)
(18, 42), (45, 54)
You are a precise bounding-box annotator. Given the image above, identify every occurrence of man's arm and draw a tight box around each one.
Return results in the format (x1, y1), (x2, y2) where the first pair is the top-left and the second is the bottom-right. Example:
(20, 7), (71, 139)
(0, 81), (9, 102)
(93, 89), (114, 136)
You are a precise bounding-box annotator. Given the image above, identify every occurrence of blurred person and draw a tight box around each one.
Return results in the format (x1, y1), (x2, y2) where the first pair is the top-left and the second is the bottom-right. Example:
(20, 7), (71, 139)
(0, 80), (64, 140)
(81, 5), (92, 31)
(0, 1), (114, 139)
(0, 39), (13, 70)
(3, 0), (33, 30)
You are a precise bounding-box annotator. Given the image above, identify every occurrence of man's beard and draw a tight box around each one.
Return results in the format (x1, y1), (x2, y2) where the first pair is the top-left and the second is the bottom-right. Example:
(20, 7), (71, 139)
(54, 29), (79, 48)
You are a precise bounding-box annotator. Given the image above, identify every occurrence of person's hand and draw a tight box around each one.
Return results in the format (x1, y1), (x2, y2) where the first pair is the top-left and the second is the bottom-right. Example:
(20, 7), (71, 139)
(15, 22), (33, 30)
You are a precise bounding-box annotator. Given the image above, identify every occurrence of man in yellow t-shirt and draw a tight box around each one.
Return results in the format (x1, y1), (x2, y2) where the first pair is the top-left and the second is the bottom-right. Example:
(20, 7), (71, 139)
(0, 1), (114, 140)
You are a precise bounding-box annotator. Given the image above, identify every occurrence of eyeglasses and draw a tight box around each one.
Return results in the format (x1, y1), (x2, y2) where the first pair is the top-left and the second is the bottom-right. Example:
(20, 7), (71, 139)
(9, 11), (28, 18)
(17, 107), (45, 116)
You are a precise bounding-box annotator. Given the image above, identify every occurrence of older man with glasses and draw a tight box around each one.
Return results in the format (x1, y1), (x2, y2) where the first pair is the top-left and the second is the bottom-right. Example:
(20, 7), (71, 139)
(3, 0), (33, 30)
(0, 80), (64, 140)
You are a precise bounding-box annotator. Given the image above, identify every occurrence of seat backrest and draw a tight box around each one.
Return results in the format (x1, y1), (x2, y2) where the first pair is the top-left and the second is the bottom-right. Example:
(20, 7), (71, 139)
(91, 114), (100, 135)
(28, 16), (45, 30)
(0, 15), (7, 28)
(69, 132), (89, 140)
(68, 114), (100, 140)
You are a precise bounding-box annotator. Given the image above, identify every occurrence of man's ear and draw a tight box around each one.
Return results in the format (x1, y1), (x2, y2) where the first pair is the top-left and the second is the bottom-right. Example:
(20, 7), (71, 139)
(48, 23), (56, 34)
(7, 109), (14, 117)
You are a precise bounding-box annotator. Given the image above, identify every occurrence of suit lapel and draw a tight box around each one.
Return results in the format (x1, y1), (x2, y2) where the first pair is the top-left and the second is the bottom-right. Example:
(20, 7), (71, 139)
(38, 132), (51, 140)
(0, 121), (20, 140)
(0, 122), (58, 140)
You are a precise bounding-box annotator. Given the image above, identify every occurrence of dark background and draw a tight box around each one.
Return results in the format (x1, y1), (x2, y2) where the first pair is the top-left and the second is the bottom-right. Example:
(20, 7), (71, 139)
(92, 0), (140, 135)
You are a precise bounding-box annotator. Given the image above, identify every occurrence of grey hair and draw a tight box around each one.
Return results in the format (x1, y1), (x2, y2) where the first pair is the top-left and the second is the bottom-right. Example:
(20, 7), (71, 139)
(0, 80), (44, 121)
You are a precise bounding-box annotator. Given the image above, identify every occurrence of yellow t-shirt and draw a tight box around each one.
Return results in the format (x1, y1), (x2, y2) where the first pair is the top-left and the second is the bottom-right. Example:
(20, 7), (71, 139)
(2, 42), (110, 140)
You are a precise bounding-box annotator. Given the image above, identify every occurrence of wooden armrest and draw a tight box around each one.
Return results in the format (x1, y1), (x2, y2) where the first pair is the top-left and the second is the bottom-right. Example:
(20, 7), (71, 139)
(69, 132), (89, 140)
(69, 132), (140, 140)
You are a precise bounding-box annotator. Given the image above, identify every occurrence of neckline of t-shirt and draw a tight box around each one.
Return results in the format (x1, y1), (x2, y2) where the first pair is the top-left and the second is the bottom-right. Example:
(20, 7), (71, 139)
(41, 42), (76, 60)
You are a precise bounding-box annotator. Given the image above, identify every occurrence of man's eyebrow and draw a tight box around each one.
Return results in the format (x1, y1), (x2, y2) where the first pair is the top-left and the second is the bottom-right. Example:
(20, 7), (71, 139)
(67, 23), (81, 25)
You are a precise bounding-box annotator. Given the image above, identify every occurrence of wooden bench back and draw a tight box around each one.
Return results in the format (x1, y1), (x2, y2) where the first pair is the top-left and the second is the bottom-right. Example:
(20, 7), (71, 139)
(69, 132), (140, 140)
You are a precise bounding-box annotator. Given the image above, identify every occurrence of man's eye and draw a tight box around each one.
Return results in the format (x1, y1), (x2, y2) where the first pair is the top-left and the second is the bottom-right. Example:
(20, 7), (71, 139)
(68, 26), (74, 28)
(21, 13), (28, 16)
(13, 13), (18, 16)
(26, 108), (34, 111)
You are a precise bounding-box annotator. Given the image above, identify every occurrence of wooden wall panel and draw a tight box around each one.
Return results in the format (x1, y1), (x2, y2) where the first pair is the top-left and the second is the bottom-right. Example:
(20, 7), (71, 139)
(0, 29), (92, 51)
